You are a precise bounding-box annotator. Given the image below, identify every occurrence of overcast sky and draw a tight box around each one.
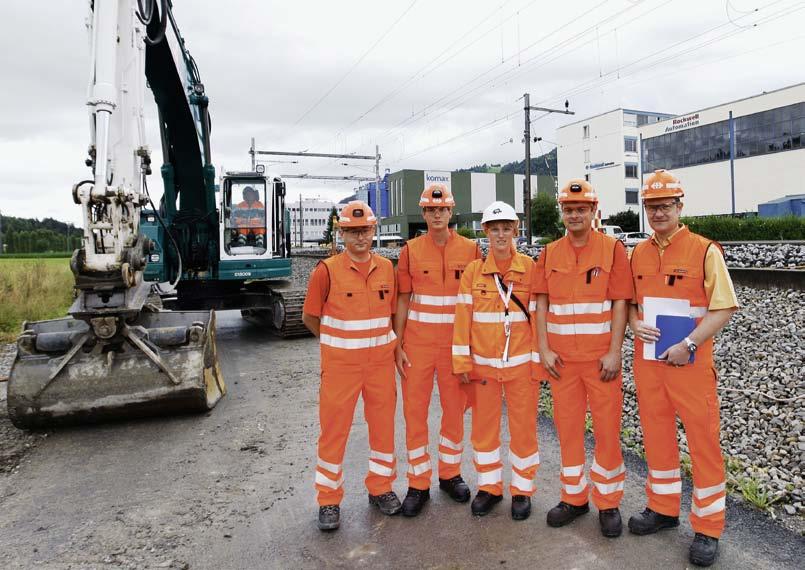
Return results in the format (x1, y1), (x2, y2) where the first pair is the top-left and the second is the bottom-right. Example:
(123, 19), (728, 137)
(1, 0), (803, 225)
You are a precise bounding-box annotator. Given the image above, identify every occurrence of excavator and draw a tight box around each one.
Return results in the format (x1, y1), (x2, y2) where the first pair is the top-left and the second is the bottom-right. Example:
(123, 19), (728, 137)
(7, 0), (307, 429)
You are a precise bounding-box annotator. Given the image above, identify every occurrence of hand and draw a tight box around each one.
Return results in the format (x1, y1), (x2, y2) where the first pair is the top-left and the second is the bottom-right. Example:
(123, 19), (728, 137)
(459, 373), (471, 384)
(395, 345), (411, 378)
(599, 350), (621, 381)
(540, 348), (564, 380)
(632, 320), (661, 343)
(658, 341), (691, 367)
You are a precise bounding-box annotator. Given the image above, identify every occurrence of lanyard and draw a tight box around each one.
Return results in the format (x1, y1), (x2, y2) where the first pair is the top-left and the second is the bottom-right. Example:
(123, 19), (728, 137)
(493, 273), (514, 362)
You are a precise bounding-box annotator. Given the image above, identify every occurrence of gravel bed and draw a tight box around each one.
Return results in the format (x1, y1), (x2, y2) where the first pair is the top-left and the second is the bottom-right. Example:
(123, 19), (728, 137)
(722, 243), (805, 268)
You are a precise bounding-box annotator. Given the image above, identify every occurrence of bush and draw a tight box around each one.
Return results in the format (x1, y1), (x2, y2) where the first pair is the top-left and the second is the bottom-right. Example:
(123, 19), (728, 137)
(681, 215), (805, 241)
(607, 210), (639, 232)
(456, 226), (476, 240)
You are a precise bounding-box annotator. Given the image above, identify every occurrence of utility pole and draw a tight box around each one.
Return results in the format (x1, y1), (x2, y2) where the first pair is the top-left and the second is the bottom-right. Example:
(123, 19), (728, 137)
(298, 193), (303, 247)
(250, 138), (256, 170)
(375, 145), (382, 248)
(522, 94), (574, 243)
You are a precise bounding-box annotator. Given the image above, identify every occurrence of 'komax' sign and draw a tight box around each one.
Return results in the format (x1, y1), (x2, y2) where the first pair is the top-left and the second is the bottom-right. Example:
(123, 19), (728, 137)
(424, 171), (452, 194)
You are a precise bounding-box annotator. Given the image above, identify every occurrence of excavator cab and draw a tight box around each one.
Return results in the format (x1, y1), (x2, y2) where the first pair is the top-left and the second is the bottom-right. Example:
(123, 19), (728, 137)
(224, 181), (269, 255)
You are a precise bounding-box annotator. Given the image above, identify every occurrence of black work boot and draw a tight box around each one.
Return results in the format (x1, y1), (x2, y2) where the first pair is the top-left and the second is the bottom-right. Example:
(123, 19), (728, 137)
(401, 488), (430, 517)
(317, 505), (340, 531)
(511, 495), (532, 521)
(471, 490), (502, 516)
(598, 508), (623, 537)
(368, 491), (402, 515)
(627, 507), (680, 535)
(689, 533), (719, 567)
(546, 501), (590, 527)
(439, 475), (471, 503)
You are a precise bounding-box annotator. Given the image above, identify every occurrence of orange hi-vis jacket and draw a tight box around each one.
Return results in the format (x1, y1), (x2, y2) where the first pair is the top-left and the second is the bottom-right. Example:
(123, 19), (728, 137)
(452, 252), (538, 382)
(234, 201), (266, 228)
(543, 231), (620, 361)
(318, 253), (397, 367)
(631, 227), (718, 369)
(401, 231), (479, 347)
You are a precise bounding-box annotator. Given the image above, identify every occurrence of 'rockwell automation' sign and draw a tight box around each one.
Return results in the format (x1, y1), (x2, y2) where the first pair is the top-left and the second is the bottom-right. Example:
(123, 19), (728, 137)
(664, 113), (700, 133)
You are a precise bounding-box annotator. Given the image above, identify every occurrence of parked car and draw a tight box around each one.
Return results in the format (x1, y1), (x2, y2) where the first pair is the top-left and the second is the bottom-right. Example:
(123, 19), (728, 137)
(600, 225), (624, 237)
(617, 231), (651, 247)
(476, 237), (490, 247)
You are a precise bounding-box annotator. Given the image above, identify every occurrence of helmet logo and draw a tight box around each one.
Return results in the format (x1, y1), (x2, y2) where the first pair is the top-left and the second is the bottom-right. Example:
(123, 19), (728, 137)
(570, 184), (582, 192)
(492, 208), (502, 214)
(353, 208), (364, 217)
(432, 190), (442, 198)
(651, 182), (663, 189)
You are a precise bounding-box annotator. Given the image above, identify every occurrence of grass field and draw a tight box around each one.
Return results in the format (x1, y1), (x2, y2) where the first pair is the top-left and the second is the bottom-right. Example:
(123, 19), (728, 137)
(0, 258), (75, 342)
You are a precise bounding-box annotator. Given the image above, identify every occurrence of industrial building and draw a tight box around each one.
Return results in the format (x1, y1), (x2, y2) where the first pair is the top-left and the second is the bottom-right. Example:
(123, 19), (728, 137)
(557, 83), (805, 226)
(287, 197), (335, 245)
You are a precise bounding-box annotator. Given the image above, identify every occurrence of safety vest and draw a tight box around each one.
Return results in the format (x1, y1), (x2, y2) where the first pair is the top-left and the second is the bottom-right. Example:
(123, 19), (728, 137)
(403, 231), (479, 348)
(543, 231), (618, 361)
(453, 252), (537, 382)
(234, 201), (266, 228)
(319, 253), (397, 367)
(631, 226), (717, 369)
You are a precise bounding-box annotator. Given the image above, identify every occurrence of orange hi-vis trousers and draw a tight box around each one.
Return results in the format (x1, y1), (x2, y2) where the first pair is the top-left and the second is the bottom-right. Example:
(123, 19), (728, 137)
(402, 345), (467, 489)
(634, 360), (726, 538)
(548, 360), (625, 509)
(471, 375), (539, 497)
(315, 360), (397, 506)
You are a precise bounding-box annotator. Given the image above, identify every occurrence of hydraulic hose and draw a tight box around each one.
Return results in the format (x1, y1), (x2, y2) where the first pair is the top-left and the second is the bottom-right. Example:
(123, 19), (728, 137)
(136, 0), (168, 46)
(142, 173), (182, 292)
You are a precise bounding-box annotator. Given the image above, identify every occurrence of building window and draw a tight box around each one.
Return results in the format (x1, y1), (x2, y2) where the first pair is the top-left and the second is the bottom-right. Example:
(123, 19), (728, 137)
(623, 113), (637, 127)
(582, 125), (590, 139)
(641, 117), (736, 172)
(625, 163), (638, 179)
(625, 188), (639, 205)
(624, 137), (637, 153)
(584, 149), (590, 163)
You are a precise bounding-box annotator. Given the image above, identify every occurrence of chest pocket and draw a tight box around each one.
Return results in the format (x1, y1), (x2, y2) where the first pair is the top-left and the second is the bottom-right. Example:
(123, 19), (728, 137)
(370, 281), (393, 304)
(448, 261), (468, 281)
(661, 262), (702, 296)
(471, 281), (491, 303)
(413, 262), (442, 288)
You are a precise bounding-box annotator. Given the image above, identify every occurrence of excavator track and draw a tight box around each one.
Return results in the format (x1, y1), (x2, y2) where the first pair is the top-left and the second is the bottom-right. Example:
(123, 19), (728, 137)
(241, 288), (310, 338)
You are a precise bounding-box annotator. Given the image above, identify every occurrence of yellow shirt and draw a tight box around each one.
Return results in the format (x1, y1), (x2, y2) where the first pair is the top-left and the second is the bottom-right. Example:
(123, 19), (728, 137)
(650, 225), (739, 311)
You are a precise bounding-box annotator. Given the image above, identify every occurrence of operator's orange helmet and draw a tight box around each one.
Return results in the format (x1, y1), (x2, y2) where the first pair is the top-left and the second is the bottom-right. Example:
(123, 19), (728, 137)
(558, 179), (598, 204)
(419, 184), (455, 208)
(338, 200), (377, 227)
(641, 169), (684, 200)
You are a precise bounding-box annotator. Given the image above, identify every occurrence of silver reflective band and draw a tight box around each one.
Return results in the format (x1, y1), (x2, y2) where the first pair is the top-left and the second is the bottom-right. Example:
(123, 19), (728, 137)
(408, 311), (455, 324)
(477, 467), (503, 486)
(407, 460), (432, 476)
(531, 352), (541, 363)
(549, 300), (612, 316)
(408, 446), (427, 460)
(511, 472), (535, 493)
(439, 452), (462, 464)
(694, 482), (726, 500)
(369, 460), (395, 477)
(564, 475), (588, 495)
(547, 322), (612, 335)
(562, 464), (584, 477)
(691, 496), (726, 518)
(473, 311), (529, 323)
(650, 481), (682, 495)
(474, 448), (501, 465)
(473, 352), (532, 368)
(650, 468), (681, 479)
(591, 460), (625, 480)
(370, 449), (395, 462)
(321, 315), (390, 331)
(594, 480), (625, 494)
(411, 294), (457, 306)
(315, 471), (344, 489)
(452, 345), (470, 356)
(529, 300), (537, 311)
(509, 450), (540, 470)
(439, 436), (463, 451)
(317, 457), (341, 474)
(456, 293), (473, 305)
(320, 331), (397, 349)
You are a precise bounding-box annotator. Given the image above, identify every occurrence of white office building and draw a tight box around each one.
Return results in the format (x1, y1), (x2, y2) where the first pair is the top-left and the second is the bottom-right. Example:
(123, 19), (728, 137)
(557, 109), (673, 219)
(288, 198), (335, 244)
(557, 83), (805, 225)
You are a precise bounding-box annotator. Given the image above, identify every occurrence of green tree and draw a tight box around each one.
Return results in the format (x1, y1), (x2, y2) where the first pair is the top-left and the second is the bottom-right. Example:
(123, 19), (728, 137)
(607, 210), (639, 232)
(456, 226), (476, 240)
(531, 192), (561, 238)
(322, 206), (338, 244)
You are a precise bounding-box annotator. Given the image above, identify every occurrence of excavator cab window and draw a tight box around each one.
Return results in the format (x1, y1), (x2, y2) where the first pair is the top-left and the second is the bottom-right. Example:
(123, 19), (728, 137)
(225, 181), (268, 255)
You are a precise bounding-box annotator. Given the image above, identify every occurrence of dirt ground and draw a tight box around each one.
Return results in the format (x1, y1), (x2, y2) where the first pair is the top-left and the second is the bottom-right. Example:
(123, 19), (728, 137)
(0, 314), (803, 569)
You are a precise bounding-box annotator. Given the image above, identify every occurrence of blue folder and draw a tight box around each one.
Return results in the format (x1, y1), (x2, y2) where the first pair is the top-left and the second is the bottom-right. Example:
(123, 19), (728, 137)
(655, 315), (696, 364)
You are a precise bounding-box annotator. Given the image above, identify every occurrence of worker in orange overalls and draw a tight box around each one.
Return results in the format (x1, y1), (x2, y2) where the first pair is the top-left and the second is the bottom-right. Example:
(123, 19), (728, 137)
(533, 179), (633, 537)
(452, 201), (540, 521)
(233, 186), (266, 248)
(628, 170), (738, 567)
(393, 184), (481, 516)
(302, 200), (401, 531)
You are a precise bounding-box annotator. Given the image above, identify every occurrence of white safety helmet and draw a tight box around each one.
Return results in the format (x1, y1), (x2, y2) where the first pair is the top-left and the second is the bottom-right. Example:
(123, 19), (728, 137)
(481, 201), (518, 224)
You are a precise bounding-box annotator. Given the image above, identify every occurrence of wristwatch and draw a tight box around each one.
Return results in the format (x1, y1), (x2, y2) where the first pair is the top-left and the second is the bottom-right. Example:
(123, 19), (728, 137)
(683, 337), (698, 353)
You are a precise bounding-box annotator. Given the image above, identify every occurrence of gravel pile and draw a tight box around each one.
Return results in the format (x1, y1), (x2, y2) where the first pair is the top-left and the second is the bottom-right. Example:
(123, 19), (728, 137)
(722, 243), (805, 269)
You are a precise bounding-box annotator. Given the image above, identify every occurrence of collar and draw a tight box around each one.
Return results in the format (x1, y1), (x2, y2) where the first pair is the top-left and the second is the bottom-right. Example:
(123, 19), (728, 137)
(651, 224), (687, 251)
(341, 251), (377, 274)
(482, 248), (525, 277)
(426, 228), (453, 247)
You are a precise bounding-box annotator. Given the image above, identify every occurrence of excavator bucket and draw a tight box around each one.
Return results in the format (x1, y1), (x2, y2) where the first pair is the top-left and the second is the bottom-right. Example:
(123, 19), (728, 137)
(6, 310), (225, 429)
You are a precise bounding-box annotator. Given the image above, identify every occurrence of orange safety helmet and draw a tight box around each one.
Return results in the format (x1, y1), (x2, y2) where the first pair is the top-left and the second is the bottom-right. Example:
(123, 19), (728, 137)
(641, 169), (684, 200)
(338, 200), (377, 227)
(558, 179), (598, 204)
(419, 184), (456, 208)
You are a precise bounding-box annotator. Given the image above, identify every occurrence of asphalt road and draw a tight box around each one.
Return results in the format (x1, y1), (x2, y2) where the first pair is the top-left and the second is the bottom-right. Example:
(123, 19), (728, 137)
(0, 311), (802, 569)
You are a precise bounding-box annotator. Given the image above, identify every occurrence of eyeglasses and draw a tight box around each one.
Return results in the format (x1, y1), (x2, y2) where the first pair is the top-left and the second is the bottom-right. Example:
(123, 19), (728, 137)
(423, 206), (451, 215)
(561, 206), (592, 216)
(342, 228), (373, 237)
(645, 201), (679, 215)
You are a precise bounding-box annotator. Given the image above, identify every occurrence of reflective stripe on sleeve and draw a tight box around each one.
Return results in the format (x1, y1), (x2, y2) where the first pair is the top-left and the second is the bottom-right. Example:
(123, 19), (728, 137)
(456, 293), (473, 305)
(452, 345), (470, 356)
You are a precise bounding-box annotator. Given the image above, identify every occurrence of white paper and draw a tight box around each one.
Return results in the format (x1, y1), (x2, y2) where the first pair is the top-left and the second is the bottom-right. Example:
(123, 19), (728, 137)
(642, 296), (691, 361)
